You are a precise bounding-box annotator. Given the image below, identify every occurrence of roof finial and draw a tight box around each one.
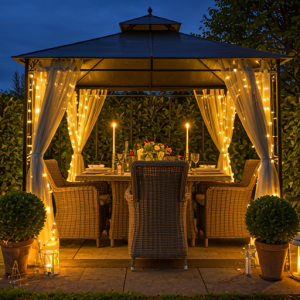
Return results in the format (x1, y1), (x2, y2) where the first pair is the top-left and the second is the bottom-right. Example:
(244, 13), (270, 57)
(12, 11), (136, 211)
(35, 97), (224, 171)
(148, 7), (152, 15)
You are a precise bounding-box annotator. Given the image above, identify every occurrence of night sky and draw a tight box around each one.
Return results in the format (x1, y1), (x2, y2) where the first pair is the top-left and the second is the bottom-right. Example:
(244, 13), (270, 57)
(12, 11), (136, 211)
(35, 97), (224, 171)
(0, 0), (216, 91)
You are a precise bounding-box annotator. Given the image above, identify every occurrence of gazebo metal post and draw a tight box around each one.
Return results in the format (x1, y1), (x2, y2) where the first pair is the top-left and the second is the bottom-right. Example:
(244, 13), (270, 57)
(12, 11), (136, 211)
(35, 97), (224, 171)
(22, 59), (29, 191)
(276, 59), (283, 196)
(95, 119), (98, 161)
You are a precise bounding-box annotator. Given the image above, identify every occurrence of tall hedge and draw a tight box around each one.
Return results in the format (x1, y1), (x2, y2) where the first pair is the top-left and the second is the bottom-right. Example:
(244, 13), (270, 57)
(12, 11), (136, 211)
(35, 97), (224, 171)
(0, 93), (23, 195)
(1, 91), (299, 200)
(282, 96), (300, 200)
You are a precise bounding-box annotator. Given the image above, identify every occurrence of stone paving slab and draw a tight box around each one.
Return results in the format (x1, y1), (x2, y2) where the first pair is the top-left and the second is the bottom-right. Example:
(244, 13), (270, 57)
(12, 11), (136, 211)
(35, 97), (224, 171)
(0, 265), (299, 295)
(125, 268), (207, 295)
(200, 268), (262, 294)
(243, 267), (300, 294)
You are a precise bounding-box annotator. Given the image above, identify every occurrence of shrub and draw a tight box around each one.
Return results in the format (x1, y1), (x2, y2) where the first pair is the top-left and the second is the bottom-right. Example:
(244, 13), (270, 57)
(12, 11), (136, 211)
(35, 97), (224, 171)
(0, 191), (46, 242)
(0, 93), (23, 194)
(245, 195), (299, 245)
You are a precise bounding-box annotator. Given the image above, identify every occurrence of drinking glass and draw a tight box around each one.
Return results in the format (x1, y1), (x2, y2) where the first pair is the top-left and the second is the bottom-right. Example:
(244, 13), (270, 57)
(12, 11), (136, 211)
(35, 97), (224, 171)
(116, 153), (125, 175)
(191, 153), (200, 171)
(117, 153), (124, 163)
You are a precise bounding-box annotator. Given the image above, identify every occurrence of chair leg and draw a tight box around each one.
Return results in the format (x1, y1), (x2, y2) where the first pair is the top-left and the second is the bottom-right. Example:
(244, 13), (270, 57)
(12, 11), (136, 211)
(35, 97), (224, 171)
(110, 239), (114, 247)
(96, 238), (100, 248)
(183, 257), (188, 270)
(205, 238), (208, 248)
(190, 238), (195, 247)
(131, 257), (135, 271)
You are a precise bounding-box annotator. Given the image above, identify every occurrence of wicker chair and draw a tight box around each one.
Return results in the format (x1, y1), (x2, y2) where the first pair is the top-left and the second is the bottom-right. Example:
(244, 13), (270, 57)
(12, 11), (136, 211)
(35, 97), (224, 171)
(44, 159), (110, 247)
(196, 159), (261, 247)
(125, 161), (190, 271)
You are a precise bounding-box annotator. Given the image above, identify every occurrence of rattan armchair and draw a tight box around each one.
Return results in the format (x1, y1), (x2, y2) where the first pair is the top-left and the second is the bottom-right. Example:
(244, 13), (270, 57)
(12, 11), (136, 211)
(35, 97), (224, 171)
(196, 159), (261, 247)
(44, 159), (110, 247)
(125, 161), (190, 271)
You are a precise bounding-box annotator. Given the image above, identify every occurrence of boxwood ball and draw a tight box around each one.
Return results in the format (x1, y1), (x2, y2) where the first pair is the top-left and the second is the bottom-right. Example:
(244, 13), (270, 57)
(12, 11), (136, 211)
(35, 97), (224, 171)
(0, 191), (47, 242)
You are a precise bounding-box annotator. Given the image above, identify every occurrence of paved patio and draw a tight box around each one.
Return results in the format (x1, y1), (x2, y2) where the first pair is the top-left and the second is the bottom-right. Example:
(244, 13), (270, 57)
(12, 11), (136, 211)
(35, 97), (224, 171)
(0, 266), (299, 295)
(58, 231), (247, 268)
(0, 233), (299, 295)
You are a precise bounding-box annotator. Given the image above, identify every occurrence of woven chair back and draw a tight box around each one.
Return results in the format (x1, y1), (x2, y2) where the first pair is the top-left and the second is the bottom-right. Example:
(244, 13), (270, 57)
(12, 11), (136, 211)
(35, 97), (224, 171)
(238, 159), (261, 189)
(131, 161), (189, 203)
(129, 161), (189, 258)
(44, 159), (66, 188)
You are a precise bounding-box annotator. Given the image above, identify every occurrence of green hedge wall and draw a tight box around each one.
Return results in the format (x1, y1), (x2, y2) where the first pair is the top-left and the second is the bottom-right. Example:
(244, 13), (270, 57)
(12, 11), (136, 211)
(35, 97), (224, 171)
(1, 91), (299, 200)
(282, 95), (300, 200)
(0, 93), (23, 195)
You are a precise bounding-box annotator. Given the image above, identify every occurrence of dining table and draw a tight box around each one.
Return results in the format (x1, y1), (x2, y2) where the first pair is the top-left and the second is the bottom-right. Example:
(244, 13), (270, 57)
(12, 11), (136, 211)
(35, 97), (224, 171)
(76, 169), (231, 247)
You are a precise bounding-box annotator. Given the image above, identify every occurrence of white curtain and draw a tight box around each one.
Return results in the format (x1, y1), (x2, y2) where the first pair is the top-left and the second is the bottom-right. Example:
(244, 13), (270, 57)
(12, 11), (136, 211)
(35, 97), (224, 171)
(28, 59), (82, 263)
(194, 89), (235, 178)
(67, 89), (107, 181)
(219, 59), (280, 198)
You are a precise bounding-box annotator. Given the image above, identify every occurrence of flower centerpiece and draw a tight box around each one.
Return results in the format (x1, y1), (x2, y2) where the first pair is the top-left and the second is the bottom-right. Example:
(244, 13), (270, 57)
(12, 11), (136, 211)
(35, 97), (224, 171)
(142, 140), (172, 160)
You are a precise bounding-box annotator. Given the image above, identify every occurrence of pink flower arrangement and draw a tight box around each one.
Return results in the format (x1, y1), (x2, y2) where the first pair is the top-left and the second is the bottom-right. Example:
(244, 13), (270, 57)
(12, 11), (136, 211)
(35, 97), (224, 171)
(141, 140), (172, 160)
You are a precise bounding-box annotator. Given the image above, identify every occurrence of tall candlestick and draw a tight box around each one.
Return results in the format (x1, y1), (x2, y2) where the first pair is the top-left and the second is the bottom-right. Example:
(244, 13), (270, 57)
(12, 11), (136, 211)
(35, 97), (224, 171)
(112, 123), (116, 169)
(186, 123), (189, 160)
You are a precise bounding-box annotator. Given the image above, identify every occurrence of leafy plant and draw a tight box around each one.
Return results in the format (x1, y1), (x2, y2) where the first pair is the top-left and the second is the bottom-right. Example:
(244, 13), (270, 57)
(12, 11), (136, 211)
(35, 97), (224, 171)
(0, 191), (46, 242)
(245, 195), (299, 245)
(0, 93), (23, 194)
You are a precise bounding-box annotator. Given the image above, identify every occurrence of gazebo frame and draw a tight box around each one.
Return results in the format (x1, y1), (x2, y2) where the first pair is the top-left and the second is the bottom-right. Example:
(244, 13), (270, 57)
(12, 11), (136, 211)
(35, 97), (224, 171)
(12, 10), (291, 195)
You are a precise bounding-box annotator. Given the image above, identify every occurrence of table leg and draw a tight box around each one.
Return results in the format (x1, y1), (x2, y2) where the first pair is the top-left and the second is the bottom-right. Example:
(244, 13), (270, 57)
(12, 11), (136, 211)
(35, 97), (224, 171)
(186, 181), (196, 247)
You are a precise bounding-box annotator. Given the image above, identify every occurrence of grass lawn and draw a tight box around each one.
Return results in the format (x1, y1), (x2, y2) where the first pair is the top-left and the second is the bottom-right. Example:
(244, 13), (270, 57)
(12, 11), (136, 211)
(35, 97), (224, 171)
(0, 289), (300, 300)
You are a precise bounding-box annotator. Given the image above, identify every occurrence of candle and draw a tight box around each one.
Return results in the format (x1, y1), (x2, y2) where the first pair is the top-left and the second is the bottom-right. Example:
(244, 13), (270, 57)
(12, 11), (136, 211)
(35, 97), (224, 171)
(186, 123), (189, 158)
(112, 123), (116, 170)
(112, 123), (116, 154)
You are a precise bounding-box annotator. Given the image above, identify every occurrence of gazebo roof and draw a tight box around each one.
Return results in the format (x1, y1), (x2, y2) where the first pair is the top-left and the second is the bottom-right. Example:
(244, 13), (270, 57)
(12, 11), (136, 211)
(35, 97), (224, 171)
(12, 9), (292, 91)
(119, 9), (181, 32)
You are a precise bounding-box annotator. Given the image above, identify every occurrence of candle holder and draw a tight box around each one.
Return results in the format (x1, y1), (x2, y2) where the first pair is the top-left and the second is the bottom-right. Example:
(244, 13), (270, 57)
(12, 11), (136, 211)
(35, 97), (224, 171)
(185, 152), (189, 162)
(43, 250), (59, 277)
(112, 153), (116, 172)
(244, 243), (256, 277)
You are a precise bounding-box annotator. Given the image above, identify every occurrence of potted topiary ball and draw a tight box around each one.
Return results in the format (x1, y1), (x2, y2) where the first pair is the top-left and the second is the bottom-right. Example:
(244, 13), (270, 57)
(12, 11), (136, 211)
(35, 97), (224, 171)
(0, 191), (46, 274)
(245, 195), (299, 281)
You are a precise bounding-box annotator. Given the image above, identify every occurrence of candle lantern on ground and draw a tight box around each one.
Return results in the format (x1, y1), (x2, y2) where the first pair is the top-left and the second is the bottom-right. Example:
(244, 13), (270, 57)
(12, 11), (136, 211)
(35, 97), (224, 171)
(290, 234), (300, 281)
(43, 250), (59, 277)
(42, 222), (60, 276)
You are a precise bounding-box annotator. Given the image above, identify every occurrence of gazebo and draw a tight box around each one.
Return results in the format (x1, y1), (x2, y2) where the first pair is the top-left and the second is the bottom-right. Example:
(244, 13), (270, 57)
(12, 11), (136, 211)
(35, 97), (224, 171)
(12, 8), (291, 258)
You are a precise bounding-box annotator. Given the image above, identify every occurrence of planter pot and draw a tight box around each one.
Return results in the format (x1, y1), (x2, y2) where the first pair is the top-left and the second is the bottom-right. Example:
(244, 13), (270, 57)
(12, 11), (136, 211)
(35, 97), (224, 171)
(0, 238), (34, 275)
(255, 240), (289, 281)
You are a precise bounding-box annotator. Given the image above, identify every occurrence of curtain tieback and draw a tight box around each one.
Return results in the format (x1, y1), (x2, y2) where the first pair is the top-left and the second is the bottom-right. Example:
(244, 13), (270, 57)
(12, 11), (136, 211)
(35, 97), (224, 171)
(31, 153), (42, 158)
(262, 157), (274, 162)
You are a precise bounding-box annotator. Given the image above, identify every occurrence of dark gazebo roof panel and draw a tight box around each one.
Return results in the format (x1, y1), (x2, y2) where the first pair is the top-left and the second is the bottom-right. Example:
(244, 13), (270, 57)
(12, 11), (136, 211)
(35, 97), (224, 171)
(12, 31), (289, 60)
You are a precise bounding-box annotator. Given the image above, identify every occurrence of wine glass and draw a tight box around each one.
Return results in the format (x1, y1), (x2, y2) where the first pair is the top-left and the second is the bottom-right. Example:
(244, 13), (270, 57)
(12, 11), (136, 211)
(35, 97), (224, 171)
(117, 153), (124, 163)
(191, 153), (200, 171)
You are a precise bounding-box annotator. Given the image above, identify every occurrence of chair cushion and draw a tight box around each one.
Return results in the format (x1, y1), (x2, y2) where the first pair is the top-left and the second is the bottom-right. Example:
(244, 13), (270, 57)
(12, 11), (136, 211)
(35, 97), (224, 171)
(195, 194), (206, 206)
(99, 194), (111, 205)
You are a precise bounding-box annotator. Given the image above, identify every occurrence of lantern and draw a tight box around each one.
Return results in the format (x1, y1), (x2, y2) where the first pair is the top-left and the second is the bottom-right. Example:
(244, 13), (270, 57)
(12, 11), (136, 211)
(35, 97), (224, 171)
(290, 234), (300, 281)
(43, 250), (59, 277)
(244, 243), (256, 277)
(42, 222), (60, 277)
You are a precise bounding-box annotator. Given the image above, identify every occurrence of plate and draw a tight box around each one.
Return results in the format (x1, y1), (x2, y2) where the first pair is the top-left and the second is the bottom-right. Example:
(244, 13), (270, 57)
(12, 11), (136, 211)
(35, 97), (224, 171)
(85, 168), (109, 172)
(88, 164), (105, 169)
